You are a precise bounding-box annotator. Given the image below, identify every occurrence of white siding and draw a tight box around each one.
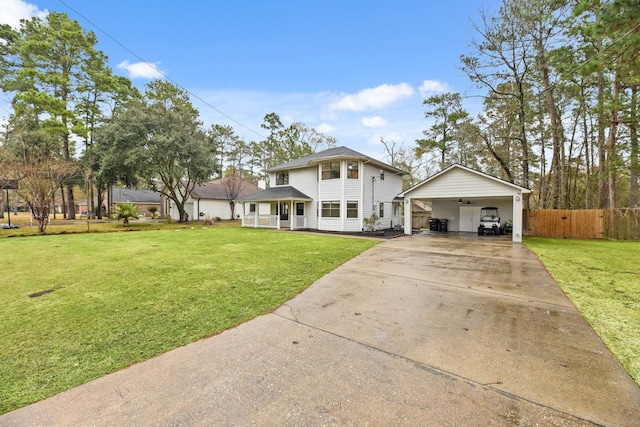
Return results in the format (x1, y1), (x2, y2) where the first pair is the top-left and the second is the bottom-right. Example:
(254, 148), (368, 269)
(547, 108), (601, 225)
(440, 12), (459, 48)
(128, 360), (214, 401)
(265, 157), (403, 232)
(169, 199), (195, 221)
(402, 165), (528, 241)
(408, 168), (518, 199)
(196, 199), (234, 220)
(289, 168), (319, 229)
(362, 163), (403, 229)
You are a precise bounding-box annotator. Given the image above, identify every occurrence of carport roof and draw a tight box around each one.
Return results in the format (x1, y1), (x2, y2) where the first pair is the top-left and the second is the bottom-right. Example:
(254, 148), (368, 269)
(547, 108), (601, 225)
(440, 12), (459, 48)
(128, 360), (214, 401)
(400, 164), (531, 196)
(237, 186), (312, 202)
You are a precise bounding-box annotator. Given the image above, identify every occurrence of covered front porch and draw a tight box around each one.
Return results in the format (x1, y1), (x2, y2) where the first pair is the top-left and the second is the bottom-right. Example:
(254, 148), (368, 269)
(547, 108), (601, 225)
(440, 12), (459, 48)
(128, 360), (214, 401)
(238, 186), (313, 230)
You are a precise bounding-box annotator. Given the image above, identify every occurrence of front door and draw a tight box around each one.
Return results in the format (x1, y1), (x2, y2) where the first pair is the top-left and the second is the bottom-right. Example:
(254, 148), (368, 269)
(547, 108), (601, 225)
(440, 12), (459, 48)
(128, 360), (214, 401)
(280, 202), (289, 220)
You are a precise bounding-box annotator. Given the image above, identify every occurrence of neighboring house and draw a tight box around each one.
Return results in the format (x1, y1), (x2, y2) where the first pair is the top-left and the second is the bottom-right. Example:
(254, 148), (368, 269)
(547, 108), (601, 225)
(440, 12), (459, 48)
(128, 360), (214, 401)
(237, 146), (406, 232)
(169, 178), (263, 221)
(400, 164), (531, 242)
(111, 188), (164, 217)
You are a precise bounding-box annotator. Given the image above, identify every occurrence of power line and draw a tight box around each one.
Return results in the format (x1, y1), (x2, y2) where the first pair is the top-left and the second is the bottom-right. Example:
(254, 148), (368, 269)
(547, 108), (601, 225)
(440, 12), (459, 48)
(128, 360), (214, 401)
(56, 0), (266, 140)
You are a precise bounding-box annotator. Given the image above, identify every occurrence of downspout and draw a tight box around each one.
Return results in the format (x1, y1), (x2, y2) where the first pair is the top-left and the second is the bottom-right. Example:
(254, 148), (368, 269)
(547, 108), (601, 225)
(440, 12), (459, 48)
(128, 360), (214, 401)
(371, 176), (376, 216)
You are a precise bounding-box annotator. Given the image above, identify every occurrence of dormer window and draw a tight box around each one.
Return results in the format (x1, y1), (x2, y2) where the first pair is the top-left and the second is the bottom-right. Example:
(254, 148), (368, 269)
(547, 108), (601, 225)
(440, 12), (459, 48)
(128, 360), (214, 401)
(321, 162), (340, 180)
(276, 171), (289, 185)
(347, 161), (359, 179)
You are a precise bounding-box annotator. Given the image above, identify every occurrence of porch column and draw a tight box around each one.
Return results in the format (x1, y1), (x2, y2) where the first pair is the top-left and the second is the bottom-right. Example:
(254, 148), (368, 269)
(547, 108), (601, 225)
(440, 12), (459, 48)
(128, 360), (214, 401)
(404, 197), (412, 235)
(254, 202), (259, 228)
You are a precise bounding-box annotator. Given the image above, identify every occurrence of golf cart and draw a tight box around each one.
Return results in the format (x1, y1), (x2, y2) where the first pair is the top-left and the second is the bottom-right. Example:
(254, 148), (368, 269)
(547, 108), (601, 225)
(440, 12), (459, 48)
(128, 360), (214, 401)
(478, 207), (501, 235)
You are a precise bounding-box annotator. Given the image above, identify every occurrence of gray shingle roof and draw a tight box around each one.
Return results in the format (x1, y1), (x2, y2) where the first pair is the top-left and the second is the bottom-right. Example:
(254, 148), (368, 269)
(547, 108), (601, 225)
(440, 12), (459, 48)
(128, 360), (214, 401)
(266, 146), (406, 175)
(237, 186), (312, 202)
(190, 178), (263, 200)
(112, 188), (162, 203)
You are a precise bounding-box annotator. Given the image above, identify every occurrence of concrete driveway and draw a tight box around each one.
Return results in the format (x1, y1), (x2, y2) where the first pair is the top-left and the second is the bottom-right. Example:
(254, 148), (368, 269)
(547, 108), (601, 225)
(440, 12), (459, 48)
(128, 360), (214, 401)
(2, 234), (639, 426)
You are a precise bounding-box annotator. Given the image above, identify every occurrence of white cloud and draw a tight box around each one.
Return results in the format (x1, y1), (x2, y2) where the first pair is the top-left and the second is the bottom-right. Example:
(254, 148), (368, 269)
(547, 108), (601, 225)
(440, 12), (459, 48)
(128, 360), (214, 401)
(0, 0), (47, 28)
(419, 80), (451, 97)
(316, 123), (337, 134)
(190, 87), (427, 160)
(329, 83), (414, 111)
(361, 116), (388, 128)
(117, 60), (165, 79)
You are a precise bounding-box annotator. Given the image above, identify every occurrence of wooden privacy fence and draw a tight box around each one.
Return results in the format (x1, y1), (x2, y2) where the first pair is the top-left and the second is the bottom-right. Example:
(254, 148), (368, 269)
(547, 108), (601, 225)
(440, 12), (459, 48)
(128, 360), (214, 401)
(527, 208), (640, 240)
(412, 214), (430, 230)
(603, 209), (640, 240)
(527, 209), (604, 239)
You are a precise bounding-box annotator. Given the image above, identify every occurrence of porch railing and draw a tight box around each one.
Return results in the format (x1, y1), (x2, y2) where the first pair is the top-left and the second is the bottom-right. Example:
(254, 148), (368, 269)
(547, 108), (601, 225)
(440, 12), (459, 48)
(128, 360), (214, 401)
(242, 214), (280, 229)
(292, 215), (307, 230)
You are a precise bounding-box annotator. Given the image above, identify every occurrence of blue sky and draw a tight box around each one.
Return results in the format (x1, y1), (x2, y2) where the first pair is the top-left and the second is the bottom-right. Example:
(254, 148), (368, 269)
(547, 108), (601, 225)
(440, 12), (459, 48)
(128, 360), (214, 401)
(1, 0), (498, 159)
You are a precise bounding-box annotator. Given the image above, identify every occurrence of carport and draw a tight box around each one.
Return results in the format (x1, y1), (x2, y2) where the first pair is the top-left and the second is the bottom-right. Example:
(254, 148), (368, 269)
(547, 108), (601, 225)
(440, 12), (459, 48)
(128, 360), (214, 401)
(400, 164), (531, 242)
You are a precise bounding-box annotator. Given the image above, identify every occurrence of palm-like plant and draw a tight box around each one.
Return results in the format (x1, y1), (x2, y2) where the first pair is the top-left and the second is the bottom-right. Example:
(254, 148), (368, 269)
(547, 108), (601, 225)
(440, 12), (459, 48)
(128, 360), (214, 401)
(115, 203), (139, 227)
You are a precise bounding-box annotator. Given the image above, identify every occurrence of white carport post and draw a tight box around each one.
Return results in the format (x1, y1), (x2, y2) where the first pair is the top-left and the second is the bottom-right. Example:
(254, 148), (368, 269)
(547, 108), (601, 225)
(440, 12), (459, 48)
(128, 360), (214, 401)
(512, 192), (524, 242)
(404, 196), (412, 235)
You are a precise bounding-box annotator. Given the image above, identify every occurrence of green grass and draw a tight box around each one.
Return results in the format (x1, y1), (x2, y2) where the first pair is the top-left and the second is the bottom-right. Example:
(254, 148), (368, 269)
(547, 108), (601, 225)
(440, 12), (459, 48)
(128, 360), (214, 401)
(0, 227), (379, 414)
(524, 237), (640, 386)
(0, 212), (222, 238)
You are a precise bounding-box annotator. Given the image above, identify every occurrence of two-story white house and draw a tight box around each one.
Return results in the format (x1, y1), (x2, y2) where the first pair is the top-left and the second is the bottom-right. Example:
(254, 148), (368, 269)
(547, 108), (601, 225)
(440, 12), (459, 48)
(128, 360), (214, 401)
(238, 146), (406, 232)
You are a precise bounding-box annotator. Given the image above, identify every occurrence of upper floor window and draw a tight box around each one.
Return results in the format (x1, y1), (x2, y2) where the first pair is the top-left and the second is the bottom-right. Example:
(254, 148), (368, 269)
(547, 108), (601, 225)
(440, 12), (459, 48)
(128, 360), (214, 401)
(347, 161), (359, 179)
(321, 162), (340, 180)
(276, 171), (289, 185)
(380, 169), (385, 180)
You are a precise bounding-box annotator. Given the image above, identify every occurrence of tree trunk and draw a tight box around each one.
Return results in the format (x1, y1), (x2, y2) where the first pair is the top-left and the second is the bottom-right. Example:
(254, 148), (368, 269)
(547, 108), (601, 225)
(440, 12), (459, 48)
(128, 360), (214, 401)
(582, 89), (592, 209)
(65, 184), (76, 220)
(607, 77), (620, 209)
(539, 52), (564, 209)
(597, 70), (609, 208)
(517, 82), (531, 210)
(538, 99), (548, 209)
(96, 186), (104, 219)
(60, 185), (66, 219)
(62, 113), (76, 219)
(107, 185), (112, 218)
(629, 86), (639, 208)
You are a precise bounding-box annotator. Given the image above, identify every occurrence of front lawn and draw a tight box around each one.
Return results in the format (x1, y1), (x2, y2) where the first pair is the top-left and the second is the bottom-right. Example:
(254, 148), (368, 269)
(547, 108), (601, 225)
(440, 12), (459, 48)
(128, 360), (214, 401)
(0, 212), (221, 238)
(525, 237), (640, 386)
(0, 227), (379, 414)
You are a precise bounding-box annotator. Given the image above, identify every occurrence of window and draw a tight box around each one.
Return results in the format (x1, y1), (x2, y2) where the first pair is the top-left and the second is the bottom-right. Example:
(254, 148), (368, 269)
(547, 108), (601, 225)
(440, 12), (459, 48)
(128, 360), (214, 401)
(296, 202), (304, 216)
(276, 171), (289, 185)
(346, 201), (358, 218)
(347, 161), (359, 179)
(249, 203), (256, 213)
(379, 202), (384, 218)
(321, 201), (340, 218)
(380, 169), (385, 180)
(321, 162), (340, 180)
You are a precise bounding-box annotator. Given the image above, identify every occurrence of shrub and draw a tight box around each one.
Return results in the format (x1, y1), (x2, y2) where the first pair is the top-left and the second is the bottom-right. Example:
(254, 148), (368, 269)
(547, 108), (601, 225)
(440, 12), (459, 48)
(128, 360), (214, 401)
(115, 203), (139, 227)
(363, 215), (380, 232)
